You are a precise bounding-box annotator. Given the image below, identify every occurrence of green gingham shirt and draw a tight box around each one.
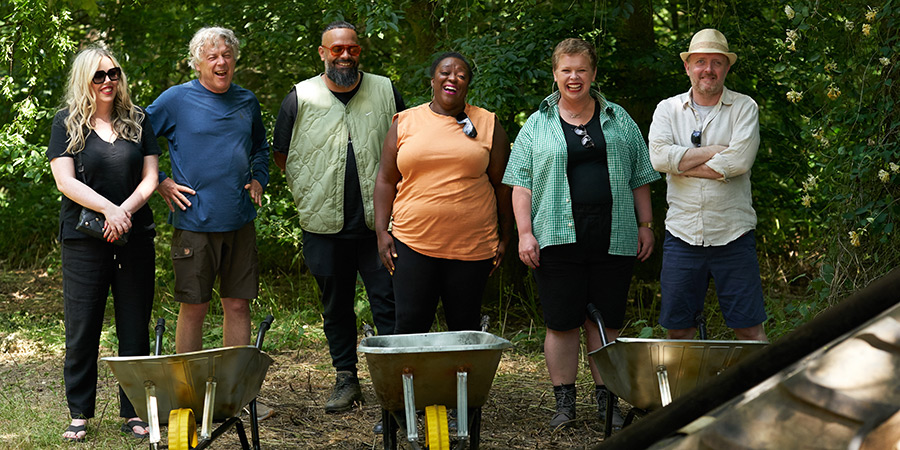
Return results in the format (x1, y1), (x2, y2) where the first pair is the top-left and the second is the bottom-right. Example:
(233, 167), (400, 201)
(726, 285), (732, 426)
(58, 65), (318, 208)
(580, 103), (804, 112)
(503, 90), (660, 256)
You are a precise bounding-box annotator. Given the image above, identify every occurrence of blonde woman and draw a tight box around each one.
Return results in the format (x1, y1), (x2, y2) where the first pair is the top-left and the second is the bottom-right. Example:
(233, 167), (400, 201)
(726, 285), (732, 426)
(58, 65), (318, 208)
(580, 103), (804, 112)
(47, 47), (159, 442)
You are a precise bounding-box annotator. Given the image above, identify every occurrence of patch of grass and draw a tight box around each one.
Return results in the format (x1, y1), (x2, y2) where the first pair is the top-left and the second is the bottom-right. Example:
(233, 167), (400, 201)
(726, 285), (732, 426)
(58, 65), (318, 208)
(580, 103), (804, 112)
(0, 347), (153, 449)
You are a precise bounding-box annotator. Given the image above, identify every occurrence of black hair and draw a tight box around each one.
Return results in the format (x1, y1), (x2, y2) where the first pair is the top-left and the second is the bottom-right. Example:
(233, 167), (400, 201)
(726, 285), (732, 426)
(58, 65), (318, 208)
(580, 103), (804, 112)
(430, 51), (474, 84)
(322, 21), (356, 39)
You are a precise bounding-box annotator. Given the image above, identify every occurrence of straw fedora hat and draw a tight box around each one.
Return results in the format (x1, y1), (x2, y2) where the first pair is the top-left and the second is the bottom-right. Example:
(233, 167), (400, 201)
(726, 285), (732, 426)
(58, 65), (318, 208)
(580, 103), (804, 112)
(680, 28), (737, 65)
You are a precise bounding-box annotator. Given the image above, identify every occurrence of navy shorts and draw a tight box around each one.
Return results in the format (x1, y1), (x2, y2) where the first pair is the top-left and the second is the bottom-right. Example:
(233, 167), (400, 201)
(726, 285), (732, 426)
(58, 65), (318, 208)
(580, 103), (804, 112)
(659, 231), (767, 330)
(534, 203), (635, 331)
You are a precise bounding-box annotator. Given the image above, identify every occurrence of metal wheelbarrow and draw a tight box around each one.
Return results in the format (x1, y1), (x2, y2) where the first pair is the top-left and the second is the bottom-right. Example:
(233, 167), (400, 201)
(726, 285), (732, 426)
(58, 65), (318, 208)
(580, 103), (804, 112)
(586, 305), (766, 437)
(102, 315), (274, 450)
(358, 327), (512, 450)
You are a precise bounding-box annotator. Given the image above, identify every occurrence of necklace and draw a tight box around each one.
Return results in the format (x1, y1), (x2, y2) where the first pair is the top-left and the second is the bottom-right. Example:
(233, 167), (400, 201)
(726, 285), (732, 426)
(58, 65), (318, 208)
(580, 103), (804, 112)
(560, 100), (592, 119)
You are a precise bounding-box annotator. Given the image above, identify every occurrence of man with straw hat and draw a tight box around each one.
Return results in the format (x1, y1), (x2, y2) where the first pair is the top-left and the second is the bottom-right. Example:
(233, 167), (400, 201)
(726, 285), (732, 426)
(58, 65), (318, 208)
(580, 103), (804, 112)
(648, 29), (768, 342)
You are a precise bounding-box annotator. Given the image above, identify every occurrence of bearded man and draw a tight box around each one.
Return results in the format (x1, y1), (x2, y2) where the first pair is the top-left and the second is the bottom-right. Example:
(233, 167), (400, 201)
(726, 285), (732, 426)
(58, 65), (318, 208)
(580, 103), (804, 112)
(648, 28), (768, 342)
(272, 21), (405, 414)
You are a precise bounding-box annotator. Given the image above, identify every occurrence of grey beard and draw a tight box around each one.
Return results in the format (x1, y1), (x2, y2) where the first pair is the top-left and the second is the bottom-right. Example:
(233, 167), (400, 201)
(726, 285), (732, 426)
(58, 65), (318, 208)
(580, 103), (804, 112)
(326, 66), (359, 88)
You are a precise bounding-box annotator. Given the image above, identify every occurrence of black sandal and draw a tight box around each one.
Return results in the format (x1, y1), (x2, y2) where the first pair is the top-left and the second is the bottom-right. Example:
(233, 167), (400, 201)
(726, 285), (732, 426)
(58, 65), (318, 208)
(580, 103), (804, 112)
(62, 424), (86, 442)
(120, 419), (149, 439)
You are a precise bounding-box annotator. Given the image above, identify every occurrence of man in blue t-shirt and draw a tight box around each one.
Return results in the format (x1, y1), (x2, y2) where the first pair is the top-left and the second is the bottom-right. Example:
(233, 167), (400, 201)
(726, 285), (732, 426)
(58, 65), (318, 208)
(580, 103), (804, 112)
(148, 27), (269, 355)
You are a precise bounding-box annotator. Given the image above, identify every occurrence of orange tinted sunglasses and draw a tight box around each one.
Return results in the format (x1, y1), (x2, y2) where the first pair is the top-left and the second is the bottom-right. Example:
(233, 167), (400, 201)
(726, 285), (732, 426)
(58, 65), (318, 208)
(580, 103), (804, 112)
(322, 44), (361, 57)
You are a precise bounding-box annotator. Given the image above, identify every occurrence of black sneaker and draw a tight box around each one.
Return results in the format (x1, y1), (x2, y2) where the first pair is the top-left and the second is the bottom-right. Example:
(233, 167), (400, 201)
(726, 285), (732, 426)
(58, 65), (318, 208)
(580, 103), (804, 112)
(325, 371), (363, 413)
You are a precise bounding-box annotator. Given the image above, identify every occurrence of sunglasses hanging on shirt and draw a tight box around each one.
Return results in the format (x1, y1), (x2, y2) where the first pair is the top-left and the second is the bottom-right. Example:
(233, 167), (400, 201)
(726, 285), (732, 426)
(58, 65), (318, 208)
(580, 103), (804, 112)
(455, 112), (477, 138)
(573, 124), (595, 149)
(691, 130), (702, 147)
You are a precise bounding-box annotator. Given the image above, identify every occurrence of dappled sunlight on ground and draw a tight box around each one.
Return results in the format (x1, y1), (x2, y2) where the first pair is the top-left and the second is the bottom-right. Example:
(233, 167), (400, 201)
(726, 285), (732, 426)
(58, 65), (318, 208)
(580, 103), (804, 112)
(0, 267), (614, 448)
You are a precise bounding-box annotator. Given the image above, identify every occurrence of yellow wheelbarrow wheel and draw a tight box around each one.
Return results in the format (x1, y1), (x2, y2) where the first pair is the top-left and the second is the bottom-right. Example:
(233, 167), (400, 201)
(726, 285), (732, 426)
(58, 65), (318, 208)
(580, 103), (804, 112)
(424, 404), (450, 450)
(168, 408), (198, 450)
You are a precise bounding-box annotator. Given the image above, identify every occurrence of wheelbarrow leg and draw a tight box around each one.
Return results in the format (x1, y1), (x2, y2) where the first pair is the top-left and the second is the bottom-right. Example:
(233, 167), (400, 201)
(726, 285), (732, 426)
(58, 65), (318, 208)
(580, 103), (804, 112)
(656, 365), (673, 407)
(456, 371), (469, 442)
(145, 382), (162, 448)
(251, 315), (274, 450)
(249, 399), (262, 450)
(234, 419), (251, 450)
(148, 319), (165, 450)
(402, 372), (420, 444)
(455, 407), (481, 450)
(201, 378), (216, 440)
(604, 391), (614, 438)
(193, 417), (250, 450)
(382, 409), (399, 450)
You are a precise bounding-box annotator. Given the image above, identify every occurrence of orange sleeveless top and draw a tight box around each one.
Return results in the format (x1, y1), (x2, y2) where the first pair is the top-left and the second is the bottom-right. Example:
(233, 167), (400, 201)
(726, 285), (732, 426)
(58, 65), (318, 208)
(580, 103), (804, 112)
(390, 103), (498, 260)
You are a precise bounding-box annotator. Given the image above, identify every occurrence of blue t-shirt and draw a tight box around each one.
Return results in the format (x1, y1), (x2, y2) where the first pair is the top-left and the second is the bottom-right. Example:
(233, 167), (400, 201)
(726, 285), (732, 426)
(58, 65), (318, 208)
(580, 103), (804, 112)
(148, 80), (269, 232)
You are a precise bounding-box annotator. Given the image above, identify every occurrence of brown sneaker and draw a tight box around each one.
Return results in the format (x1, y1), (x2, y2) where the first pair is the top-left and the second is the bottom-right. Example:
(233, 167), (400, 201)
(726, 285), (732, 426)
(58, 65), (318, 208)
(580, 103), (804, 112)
(244, 401), (275, 421)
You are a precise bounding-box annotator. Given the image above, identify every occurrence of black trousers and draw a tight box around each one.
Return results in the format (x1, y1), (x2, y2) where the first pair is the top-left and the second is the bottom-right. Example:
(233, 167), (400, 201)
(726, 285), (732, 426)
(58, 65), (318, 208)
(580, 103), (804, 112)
(61, 235), (155, 419)
(392, 239), (493, 334)
(302, 232), (395, 372)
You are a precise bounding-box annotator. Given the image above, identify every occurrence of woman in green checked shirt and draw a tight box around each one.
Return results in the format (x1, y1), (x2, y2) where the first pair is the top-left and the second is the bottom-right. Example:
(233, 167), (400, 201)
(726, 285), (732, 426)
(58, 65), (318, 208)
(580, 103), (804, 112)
(501, 38), (660, 431)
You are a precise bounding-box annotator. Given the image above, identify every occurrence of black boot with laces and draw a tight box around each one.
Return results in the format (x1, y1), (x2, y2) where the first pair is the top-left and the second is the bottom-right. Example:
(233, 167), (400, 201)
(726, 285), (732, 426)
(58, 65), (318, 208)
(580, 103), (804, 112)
(595, 385), (624, 430)
(549, 383), (576, 429)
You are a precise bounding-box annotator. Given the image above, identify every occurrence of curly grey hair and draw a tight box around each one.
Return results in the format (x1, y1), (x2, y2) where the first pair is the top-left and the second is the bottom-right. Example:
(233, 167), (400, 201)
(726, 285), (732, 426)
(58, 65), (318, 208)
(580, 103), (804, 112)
(188, 27), (240, 71)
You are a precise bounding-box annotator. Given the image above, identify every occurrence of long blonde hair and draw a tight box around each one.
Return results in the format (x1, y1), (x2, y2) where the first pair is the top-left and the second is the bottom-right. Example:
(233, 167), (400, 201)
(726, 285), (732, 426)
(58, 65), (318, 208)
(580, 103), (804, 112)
(62, 47), (144, 154)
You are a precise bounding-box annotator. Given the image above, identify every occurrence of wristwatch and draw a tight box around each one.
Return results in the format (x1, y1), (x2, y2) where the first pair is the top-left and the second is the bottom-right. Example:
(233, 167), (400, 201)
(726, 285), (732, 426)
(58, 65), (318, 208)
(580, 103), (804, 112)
(638, 222), (653, 229)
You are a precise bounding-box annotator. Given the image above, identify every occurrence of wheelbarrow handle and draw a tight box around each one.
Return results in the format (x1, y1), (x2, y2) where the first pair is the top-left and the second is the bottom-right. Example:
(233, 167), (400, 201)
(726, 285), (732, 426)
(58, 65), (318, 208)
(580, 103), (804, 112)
(586, 304), (609, 347)
(362, 323), (375, 338)
(695, 311), (708, 340)
(154, 318), (165, 356)
(255, 315), (274, 349)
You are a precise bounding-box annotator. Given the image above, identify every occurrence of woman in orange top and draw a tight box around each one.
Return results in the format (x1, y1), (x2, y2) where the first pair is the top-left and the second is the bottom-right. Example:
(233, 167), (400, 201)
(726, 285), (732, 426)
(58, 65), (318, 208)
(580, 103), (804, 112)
(374, 52), (512, 333)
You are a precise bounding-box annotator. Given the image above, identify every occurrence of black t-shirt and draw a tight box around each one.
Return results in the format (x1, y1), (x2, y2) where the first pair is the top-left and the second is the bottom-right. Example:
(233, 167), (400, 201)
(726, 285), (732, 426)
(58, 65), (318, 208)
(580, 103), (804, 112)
(46, 109), (161, 240)
(272, 73), (406, 239)
(561, 101), (612, 205)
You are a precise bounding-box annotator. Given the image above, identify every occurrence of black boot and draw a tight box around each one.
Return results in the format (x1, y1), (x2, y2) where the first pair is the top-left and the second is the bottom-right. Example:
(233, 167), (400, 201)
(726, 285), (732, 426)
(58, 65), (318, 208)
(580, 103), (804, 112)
(325, 371), (363, 413)
(549, 384), (576, 429)
(595, 385), (624, 429)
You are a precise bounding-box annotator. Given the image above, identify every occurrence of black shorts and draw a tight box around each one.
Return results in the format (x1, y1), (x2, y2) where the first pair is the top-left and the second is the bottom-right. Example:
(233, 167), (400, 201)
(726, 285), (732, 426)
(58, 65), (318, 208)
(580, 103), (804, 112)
(534, 203), (635, 331)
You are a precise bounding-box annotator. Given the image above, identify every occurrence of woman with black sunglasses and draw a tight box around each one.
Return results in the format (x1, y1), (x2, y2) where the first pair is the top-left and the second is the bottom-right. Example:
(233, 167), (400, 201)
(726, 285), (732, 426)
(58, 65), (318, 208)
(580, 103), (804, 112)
(502, 38), (660, 431)
(47, 47), (159, 442)
(374, 52), (512, 334)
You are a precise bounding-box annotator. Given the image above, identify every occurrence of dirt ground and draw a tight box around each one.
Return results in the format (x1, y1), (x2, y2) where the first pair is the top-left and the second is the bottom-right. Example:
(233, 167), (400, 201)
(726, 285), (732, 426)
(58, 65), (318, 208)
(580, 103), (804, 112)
(243, 347), (611, 449)
(0, 268), (613, 449)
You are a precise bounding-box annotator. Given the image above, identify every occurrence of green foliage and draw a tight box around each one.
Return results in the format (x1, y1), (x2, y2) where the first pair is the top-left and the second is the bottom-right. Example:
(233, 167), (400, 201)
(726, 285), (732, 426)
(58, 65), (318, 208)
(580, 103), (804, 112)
(1, 0), (897, 332)
(774, 0), (899, 302)
(0, 0), (79, 266)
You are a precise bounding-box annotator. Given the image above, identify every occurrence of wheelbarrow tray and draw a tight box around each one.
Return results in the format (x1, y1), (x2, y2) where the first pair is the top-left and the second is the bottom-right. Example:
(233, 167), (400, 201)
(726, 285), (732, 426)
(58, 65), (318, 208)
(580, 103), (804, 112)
(359, 331), (512, 411)
(102, 345), (273, 424)
(588, 338), (766, 410)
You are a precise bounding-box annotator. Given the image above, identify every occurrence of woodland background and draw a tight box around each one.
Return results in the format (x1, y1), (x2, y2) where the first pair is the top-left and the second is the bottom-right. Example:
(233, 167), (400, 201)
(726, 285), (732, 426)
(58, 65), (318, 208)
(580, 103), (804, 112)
(0, 1), (898, 448)
(0, 0), (898, 348)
